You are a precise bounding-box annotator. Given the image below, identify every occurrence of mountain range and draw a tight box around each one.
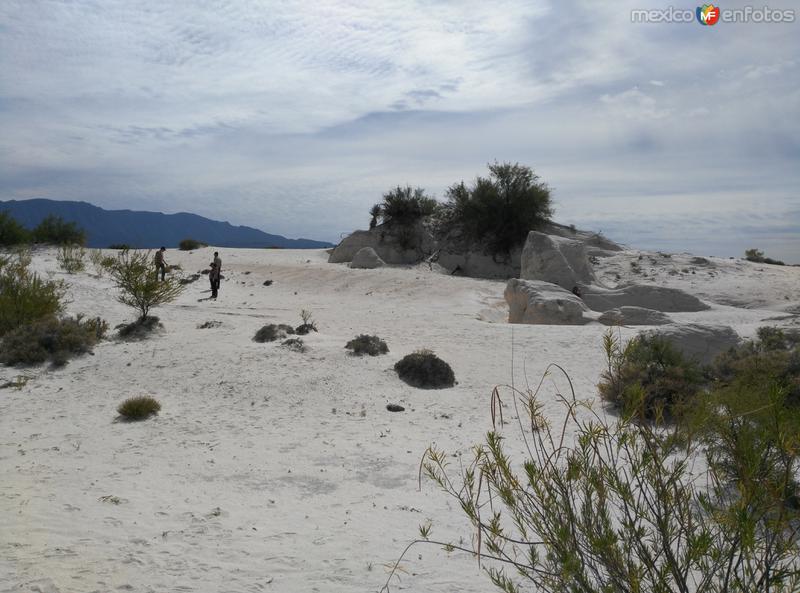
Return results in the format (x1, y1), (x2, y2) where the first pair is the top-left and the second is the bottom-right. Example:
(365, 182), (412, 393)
(0, 199), (333, 249)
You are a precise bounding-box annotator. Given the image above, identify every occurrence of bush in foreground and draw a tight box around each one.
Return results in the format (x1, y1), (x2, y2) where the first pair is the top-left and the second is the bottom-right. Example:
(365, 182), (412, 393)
(345, 334), (388, 356)
(179, 238), (206, 251)
(108, 249), (185, 320)
(394, 350), (455, 389)
(117, 396), (161, 421)
(0, 252), (65, 336)
(253, 324), (295, 343)
(0, 315), (107, 366)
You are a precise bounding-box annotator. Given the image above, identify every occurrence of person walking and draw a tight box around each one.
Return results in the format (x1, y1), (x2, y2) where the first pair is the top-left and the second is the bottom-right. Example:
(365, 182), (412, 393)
(154, 247), (167, 281)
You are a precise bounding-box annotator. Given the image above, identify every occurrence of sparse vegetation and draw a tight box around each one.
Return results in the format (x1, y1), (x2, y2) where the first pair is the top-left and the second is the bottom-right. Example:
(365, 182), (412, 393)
(745, 247), (785, 266)
(117, 396), (161, 421)
(394, 350), (455, 389)
(0, 314), (107, 366)
(108, 243), (132, 250)
(370, 186), (438, 228)
(116, 315), (162, 340)
(253, 323), (295, 343)
(179, 238), (206, 251)
(108, 249), (185, 321)
(281, 337), (307, 352)
(31, 215), (86, 245)
(56, 243), (86, 274)
(295, 309), (318, 335)
(345, 334), (389, 356)
(0, 211), (31, 246)
(0, 252), (65, 337)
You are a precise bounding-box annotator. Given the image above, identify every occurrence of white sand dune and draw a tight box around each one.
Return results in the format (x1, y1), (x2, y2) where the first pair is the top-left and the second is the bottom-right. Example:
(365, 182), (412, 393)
(2, 246), (798, 592)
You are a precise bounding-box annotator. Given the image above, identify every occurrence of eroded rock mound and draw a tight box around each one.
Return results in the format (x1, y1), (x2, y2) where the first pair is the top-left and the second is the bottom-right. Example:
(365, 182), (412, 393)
(349, 247), (385, 269)
(598, 306), (671, 326)
(581, 284), (709, 313)
(646, 323), (740, 364)
(505, 279), (590, 325)
(520, 231), (596, 290)
(328, 223), (435, 265)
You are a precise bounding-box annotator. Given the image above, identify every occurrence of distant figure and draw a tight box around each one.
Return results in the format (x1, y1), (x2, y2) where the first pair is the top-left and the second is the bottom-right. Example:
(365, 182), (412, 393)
(213, 251), (222, 276)
(571, 285), (582, 298)
(154, 247), (167, 281)
(209, 261), (220, 299)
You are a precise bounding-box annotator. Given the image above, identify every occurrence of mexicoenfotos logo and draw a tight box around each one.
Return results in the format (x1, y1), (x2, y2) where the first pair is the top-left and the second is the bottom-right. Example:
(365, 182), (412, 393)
(697, 4), (721, 25)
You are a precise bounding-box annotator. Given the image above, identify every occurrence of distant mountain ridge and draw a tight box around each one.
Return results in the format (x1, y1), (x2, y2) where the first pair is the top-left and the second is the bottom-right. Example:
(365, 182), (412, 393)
(0, 199), (333, 249)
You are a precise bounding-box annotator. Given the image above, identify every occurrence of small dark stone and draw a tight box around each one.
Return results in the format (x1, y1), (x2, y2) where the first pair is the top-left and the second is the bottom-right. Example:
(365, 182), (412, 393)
(263, 280), (273, 286)
(386, 404), (405, 412)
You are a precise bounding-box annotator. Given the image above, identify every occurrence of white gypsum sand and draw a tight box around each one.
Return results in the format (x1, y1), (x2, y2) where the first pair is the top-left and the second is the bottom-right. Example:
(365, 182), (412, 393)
(1, 245), (798, 592)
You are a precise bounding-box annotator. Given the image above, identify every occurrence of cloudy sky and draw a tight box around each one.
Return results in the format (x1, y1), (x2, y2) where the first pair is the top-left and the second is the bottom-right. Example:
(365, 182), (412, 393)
(1, 0), (798, 260)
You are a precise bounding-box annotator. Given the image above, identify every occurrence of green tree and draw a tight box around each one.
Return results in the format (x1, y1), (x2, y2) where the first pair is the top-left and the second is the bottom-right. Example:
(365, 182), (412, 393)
(0, 211), (31, 246)
(109, 249), (185, 321)
(32, 215), (86, 245)
(370, 186), (438, 227)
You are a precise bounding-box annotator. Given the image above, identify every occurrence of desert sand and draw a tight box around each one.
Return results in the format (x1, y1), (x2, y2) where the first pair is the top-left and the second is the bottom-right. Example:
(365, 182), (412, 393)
(2, 245), (798, 593)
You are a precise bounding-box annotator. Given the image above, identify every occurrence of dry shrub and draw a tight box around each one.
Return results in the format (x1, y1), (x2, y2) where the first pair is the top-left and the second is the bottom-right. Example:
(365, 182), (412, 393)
(345, 334), (389, 356)
(117, 396), (161, 421)
(253, 323), (295, 343)
(0, 315), (107, 366)
(394, 349), (455, 389)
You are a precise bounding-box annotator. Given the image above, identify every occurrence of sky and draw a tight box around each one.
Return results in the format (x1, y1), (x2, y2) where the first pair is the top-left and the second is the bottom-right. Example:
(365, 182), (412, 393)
(1, 0), (798, 261)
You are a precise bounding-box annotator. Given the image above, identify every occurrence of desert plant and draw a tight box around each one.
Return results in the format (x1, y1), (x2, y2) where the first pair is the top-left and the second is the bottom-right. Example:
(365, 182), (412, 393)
(31, 215), (86, 245)
(0, 210), (30, 246)
(598, 331), (704, 421)
(345, 334), (389, 356)
(0, 253), (65, 336)
(116, 315), (162, 340)
(87, 249), (117, 277)
(295, 309), (318, 335)
(745, 248), (785, 266)
(281, 337), (307, 352)
(0, 314), (107, 366)
(384, 364), (800, 593)
(56, 244), (86, 274)
(394, 349), (455, 389)
(108, 250), (185, 321)
(117, 396), (161, 421)
(179, 238), (205, 251)
(370, 186), (438, 228)
(253, 323), (295, 343)
(442, 161), (552, 255)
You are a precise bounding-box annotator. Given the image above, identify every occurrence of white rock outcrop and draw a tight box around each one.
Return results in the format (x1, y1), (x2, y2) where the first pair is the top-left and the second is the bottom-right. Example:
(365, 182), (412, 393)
(505, 279), (590, 325)
(581, 284), (709, 313)
(646, 323), (740, 364)
(598, 306), (671, 326)
(349, 247), (385, 269)
(520, 231), (596, 290)
(328, 223), (435, 265)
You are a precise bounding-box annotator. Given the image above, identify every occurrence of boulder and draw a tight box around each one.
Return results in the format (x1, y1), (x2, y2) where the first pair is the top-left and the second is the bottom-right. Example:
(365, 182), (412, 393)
(328, 223), (435, 265)
(505, 279), (590, 325)
(598, 306), (671, 326)
(581, 283), (709, 313)
(436, 246), (521, 279)
(349, 247), (385, 269)
(520, 231), (596, 290)
(646, 323), (740, 364)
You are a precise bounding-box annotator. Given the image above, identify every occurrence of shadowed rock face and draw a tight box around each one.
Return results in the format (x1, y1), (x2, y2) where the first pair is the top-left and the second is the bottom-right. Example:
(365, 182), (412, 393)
(520, 231), (596, 290)
(505, 279), (590, 325)
(328, 224), (435, 265)
(598, 306), (671, 326)
(349, 247), (385, 269)
(580, 284), (710, 313)
(645, 323), (740, 364)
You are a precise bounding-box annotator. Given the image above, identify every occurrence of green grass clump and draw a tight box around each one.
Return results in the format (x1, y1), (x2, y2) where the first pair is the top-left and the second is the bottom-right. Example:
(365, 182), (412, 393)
(0, 315), (107, 366)
(345, 334), (389, 356)
(394, 349), (455, 389)
(253, 323), (295, 343)
(117, 396), (161, 421)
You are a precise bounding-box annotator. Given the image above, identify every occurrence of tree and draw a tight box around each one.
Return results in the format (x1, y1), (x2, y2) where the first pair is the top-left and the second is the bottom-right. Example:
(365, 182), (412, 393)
(109, 250), (185, 321)
(444, 162), (553, 255)
(32, 215), (86, 245)
(0, 211), (31, 246)
(370, 186), (438, 228)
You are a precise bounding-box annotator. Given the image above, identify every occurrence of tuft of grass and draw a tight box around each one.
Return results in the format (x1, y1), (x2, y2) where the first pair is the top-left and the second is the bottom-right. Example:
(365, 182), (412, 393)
(394, 349), (455, 389)
(0, 315), (107, 366)
(253, 323), (295, 343)
(117, 396), (161, 421)
(345, 334), (389, 356)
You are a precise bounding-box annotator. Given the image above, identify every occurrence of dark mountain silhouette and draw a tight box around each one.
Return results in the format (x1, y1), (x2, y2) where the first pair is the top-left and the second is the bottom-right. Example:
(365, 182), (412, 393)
(0, 199), (333, 249)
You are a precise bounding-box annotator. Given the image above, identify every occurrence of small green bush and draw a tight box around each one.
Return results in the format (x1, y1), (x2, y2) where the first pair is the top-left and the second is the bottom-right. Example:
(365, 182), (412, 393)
(0, 315), (107, 366)
(117, 396), (161, 421)
(345, 334), (389, 356)
(108, 250), (185, 320)
(116, 316), (162, 340)
(0, 254), (65, 336)
(395, 350), (455, 389)
(31, 215), (86, 245)
(179, 238), (206, 251)
(57, 244), (86, 274)
(253, 323), (295, 343)
(0, 211), (31, 246)
(598, 332), (704, 421)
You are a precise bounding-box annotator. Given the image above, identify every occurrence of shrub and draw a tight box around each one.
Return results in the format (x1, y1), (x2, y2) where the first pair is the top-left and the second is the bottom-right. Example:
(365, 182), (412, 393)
(345, 334), (388, 356)
(370, 186), (438, 229)
(295, 309), (318, 335)
(0, 253), (65, 336)
(394, 349), (455, 389)
(108, 250), (185, 320)
(443, 161), (552, 255)
(179, 238), (206, 251)
(392, 365), (800, 593)
(31, 215), (86, 245)
(745, 247), (785, 266)
(598, 331), (704, 421)
(253, 323), (295, 343)
(116, 316), (162, 340)
(0, 315), (107, 366)
(56, 244), (86, 274)
(0, 211), (30, 246)
(117, 396), (161, 421)
(281, 337), (307, 352)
